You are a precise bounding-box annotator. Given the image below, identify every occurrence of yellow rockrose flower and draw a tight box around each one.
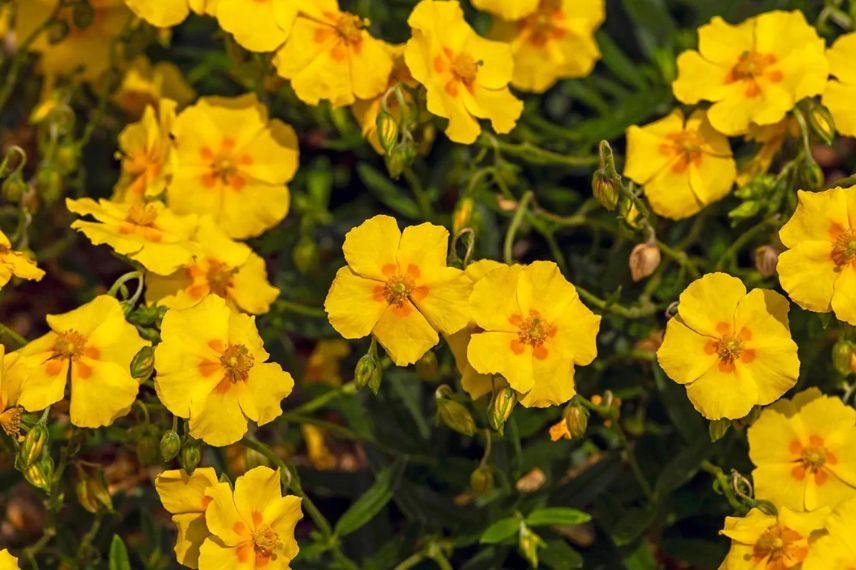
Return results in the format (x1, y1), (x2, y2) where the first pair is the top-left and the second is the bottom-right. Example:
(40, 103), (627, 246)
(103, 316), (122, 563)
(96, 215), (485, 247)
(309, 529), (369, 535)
(624, 109), (736, 220)
(466, 261), (601, 408)
(324, 215), (472, 366)
(0, 346), (26, 437)
(404, 0), (523, 144)
(272, 1), (391, 107)
(803, 497), (856, 570)
(169, 93), (298, 239)
(199, 466), (301, 568)
(214, 0), (296, 52)
(14, 296), (148, 428)
(154, 295), (295, 446)
(490, 0), (605, 93)
(471, 0), (538, 20)
(66, 198), (198, 276)
(113, 56), (195, 118)
(304, 340), (351, 385)
(748, 391), (856, 512)
(672, 10), (827, 136)
(113, 99), (177, 203)
(146, 217), (279, 315)
(656, 273), (799, 420)
(155, 467), (219, 568)
(777, 187), (856, 326)
(0, 549), (18, 570)
(823, 33), (856, 138)
(0, 230), (45, 289)
(719, 506), (828, 569)
(124, 0), (192, 27)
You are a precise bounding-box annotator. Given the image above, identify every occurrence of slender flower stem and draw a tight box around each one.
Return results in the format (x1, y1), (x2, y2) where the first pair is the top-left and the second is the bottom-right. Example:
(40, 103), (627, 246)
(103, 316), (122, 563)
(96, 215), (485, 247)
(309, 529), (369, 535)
(0, 5), (62, 112)
(504, 191), (534, 264)
(575, 286), (657, 319)
(657, 239), (701, 279)
(0, 323), (27, 348)
(713, 217), (780, 271)
(482, 135), (598, 168)
(701, 461), (749, 515)
(275, 299), (326, 318)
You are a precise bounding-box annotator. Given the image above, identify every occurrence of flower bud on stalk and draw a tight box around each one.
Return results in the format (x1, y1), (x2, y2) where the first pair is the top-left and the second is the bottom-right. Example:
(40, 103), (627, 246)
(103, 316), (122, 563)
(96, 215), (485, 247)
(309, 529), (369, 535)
(592, 169), (619, 211)
(629, 242), (661, 282)
(355, 351), (382, 394)
(1, 172), (28, 203)
(833, 340), (855, 376)
(489, 386), (517, 435)
(130, 346), (155, 380)
(806, 103), (836, 145)
(20, 424), (49, 469)
(160, 429), (182, 462)
(36, 164), (64, 205)
(754, 245), (779, 278)
(24, 454), (53, 493)
(518, 524), (545, 568)
(453, 197), (475, 236)
(376, 110), (400, 155)
(180, 438), (202, 474)
(245, 448), (270, 470)
(801, 161), (824, 190)
(435, 386), (476, 437)
(470, 464), (494, 497)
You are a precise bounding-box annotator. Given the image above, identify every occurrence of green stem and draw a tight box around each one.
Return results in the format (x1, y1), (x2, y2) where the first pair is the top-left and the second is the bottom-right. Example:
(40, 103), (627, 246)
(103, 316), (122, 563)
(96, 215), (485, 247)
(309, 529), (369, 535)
(657, 239), (701, 279)
(0, 322), (27, 348)
(0, 4), (62, 112)
(701, 461), (749, 515)
(503, 191), (534, 264)
(275, 299), (326, 318)
(483, 135), (598, 168)
(714, 217), (779, 271)
(575, 286), (657, 319)
(283, 382), (356, 418)
(403, 166), (432, 220)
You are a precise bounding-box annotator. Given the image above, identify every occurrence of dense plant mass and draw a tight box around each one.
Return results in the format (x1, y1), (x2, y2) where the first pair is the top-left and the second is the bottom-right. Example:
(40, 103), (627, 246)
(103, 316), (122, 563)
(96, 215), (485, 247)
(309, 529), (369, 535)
(1, 0), (856, 568)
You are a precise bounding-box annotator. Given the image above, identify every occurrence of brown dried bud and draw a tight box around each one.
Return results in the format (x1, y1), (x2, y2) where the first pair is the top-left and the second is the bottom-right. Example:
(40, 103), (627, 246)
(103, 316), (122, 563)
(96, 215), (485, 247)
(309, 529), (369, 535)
(754, 245), (779, 278)
(515, 467), (546, 493)
(629, 242), (661, 282)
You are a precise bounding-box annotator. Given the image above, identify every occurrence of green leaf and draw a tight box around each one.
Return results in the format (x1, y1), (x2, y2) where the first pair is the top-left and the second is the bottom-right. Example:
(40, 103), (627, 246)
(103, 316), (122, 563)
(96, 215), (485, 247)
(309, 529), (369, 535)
(334, 458), (406, 537)
(109, 534), (132, 570)
(653, 435), (712, 498)
(610, 505), (658, 547)
(652, 363), (704, 443)
(526, 507), (591, 528)
(540, 539), (584, 569)
(479, 517), (521, 544)
(596, 31), (648, 90)
(356, 163), (420, 219)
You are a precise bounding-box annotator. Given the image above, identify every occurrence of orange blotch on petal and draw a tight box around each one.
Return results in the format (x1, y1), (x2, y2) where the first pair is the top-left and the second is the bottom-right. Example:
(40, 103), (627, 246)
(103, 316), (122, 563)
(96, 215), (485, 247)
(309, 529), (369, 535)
(45, 359), (64, 376)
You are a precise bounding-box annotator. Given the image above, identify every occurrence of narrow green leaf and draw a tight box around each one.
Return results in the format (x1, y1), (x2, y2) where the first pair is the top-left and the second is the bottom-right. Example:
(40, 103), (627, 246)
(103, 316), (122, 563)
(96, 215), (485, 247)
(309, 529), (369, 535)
(653, 435), (712, 498)
(611, 505), (658, 547)
(596, 31), (648, 90)
(526, 507), (591, 528)
(334, 458), (406, 537)
(109, 534), (132, 570)
(479, 517), (521, 544)
(540, 539), (584, 569)
(652, 363), (704, 443)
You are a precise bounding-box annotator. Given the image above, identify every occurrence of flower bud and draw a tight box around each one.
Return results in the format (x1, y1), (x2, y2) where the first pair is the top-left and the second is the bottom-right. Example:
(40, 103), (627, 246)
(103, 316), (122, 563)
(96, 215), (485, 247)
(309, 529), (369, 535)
(160, 430), (182, 462)
(629, 242), (661, 282)
(565, 403), (588, 439)
(489, 386), (517, 435)
(807, 104), (836, 145)
(469, 465), (494, 497)
(76, 478), (99, 513)
(592, 169), (619, 211)
(36, 164), (64, 205)
(801, 161), (824, 190)
(293, 237), (319, 274)
(2, 172), (28, 203)
(376, 110), (399, 155)
(180, 438), (202, 474)
(385, 140), (417, 179)
(24, 454), (53, 492)
(415, 350), (439, 381)
(76, 469), (113, 514)
(130, 346), (155, 380)
(518, 524), (545, 568)
(20, 424), (49, 469)
(56, 143), (79, 173)
(754, 245), (779, 278)
(436, 386), (476, 437)
(453, 197), (475, 235)
(245, 448), (270, 470)
(354, 351), (382, 394)
(833, 340), (855, 376)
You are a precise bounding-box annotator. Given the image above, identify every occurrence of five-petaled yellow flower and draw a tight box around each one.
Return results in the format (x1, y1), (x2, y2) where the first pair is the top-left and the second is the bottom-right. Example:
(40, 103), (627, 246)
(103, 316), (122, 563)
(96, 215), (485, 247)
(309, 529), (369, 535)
(155, 295), (295, 446)
(672, 10), (827, 135)
(823, 33), (856, 138)
(803, 497), (856, 570)
(656, 273), (799, 420)
(67, 198), (198, 276)
(0, 346), (26, 437)
(624, 109), (736, 220)
(748, 390), (856, 512)
(490, 0), (605, 93)
(719, 506), (828, 569)
(155, 467), (219, 569)
(324, 215), (472, 366)
(200, 466), (302, 569)
(405, 0), (523, 144)
(273, 0), (392, 107)
(169, 94), (299, 239)
(113, 57), (195, 118)
(777, 186), (856, 326)
(14, 296), (148, 428)
(0, 230), (44, 289)
(146, 217), (279, 315)
(467, 261), (601, 408)
(113, 99), (177, 203)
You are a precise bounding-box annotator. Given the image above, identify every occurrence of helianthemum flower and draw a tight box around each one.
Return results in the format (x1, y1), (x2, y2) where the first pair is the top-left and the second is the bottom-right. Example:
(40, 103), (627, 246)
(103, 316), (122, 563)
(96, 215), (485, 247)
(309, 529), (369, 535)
(804, 498), (856, 569)
(113, 99), (177, 202)
(66, 198), (198, 276)
(155, 468), (219, 568)
(720, 506), (828, 569)
(471, 0), (538, 20)
(823, 33), (856, 137)
(624, 109), (736, 220)
(0, 229), (44, 289)
(213, 0), (296, 53)
(405, 0), (524, 144)
(154, 295), (295, 446)
(113, 57), (195, 118)
(467, 261), (601, 408)
(490, 0), (605, 93)
(146, 217), (279, 315)
(324, 215), (472, 366)
(0, 347), (25, 437)
(656, 273), (799, 420)
(748, 390), (856, 511)
(273, 0), (392, 107)
(777, 187), (856, 326)
(199, 466), (302, 568)
(14, 296), (148, 428)
(169, 93), (299, 239)
(672, 10), (827, 135)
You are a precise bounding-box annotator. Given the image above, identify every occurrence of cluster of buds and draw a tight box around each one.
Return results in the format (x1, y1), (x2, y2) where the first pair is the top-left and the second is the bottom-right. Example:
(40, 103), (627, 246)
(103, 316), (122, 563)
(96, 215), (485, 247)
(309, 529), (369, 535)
(16, 412), (53, 493)
(354, 341), (382, 394)
(75, 463), (113, 514)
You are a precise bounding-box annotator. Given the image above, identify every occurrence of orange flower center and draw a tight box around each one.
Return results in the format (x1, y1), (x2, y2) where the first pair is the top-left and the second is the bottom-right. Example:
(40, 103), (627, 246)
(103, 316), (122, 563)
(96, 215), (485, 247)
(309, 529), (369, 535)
(125, 203), (159, 227)
(830, 226), (856, 268)
(725, 50), (782, 98)
(451, 53), (479, 86)
(509, 310), (557, 360)
(704, 322), (755, 372)
(434, 48), (481, 97)
(235, 513), (283, 567)
(220, 344), (254, 384)
(660, 130), (704, 173)
(335, 13), (364, 44)
(200, 138), (254, 191)
(49, 329), (99, 379)
(519, 0), (567, 47)
(252, 523), (282, 562)
(206, 259), (236, 297)
(789, 434), (837, 485)
(0, 407), (23, 436)
(372, 264), (429, 316)
(752, 524), (806, 568)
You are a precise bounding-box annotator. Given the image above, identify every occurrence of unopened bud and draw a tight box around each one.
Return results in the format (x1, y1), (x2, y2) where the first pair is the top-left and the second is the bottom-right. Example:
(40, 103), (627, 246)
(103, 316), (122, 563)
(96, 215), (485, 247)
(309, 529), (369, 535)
(376, 110), (399, 155)
(160, 430), (181, 462)
(436, 386), (476, 437)
(76, 468), (113, 513)
(245, 448), (270, 470)
(355, 352), (382, 394)
(629, 242), (661, 282)
(469, 465), (494, 497)
(518, 524), (545, 568)
(36, 164), (64, 205)
(56, 143), (79, 173)
(130, 346), (155, 380)
(453, 197), (475, 235)
(24, 454), (53, 492)
(801, 161), (824, 190)
(592, 169), (619, 211)
(76, 478), (98, 513)
(2, 172), (28, 202)
(489, 386), (517, 435)
(180, 438), (202, 474)
(833, 340), (855, 376)
(807, 104), (836, 145)
(385, 140), (417, 179)
(564, 403), (588, 438)
(293, 237), (318, 274)
(754, 245), (779, 278)
(709, 418), (731, 442)
(415, 350), (439, 381)
(20, 424), (49, 469)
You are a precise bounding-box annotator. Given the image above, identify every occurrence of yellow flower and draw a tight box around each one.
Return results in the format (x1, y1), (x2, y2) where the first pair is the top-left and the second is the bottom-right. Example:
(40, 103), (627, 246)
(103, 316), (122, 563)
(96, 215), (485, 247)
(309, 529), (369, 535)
(404, 0), (523, 144)
(16, 0), (132, 83)
(113, 99), (177, 203)
(0, 549), (18, 570)
(272, 1), (391, 107)
(113, 56), (195, 118)
(213, 0), (296, 52)
(302, 424), (336, 470)
(0, 347), (26, 437)
(199, 466), (301, 568)
(471, 0), (539, 20)
(169, 93), (298, 239)
(124, 0), (197, 27)
(146, 217), (279, 314)
(467, 261), (601, 408)
(14, 295), (148, 428)
(672, 10), (827, 136)
(748, 390), (856, 512)
(324, 215), (472, 366)
(0, 230), (44, 289)
(719, 506), (828, 569)
(735, 118), (797, 186)
(304, 340), (351, 385)
(154, 295), (295, 446)
(777, 187), (856, 326)
(624, 109), (736, 220)
(490, 0), (605, 93)
(66, 198), (198, 276)
(823, 33), (856, 138)
(656, 273), (799, 420)
(154, 467), (219, 568)
(803, 497), (856, 570)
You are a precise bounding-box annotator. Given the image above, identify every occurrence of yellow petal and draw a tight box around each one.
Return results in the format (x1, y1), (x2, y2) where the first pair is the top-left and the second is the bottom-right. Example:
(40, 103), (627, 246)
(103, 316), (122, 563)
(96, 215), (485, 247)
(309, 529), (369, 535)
(777, 244), (837, 313)
(685, 364), (758, 420)
(172, 512), (209, 569)
(233, 466), (282, 523)
(412, 268), (472, 335)
(832, 266), (856, 326)
(342, 215), (401, 279)
(747, 407), (798, 466)
(372, 301), (439, 366)
(189, 385), (248, 446)
(676, 273), (746, 337)
(656, 317), (717, 385)
(469, 264), (523, 333)
(517, 357), (575, 408)
(467, 331), (533, 394)
(324, 267), (387, 339)
(267, 495), (302, 563)
(471, 0), (539, 20)
(155, 467), (220, 514)
(823, 81), (856, 138)
(68, 360), (139, 428)
(203, 482), (246, 546)
(216, 0), (289, 52)
(239, 363), (294, 426)
(124, 0), (189, 27)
